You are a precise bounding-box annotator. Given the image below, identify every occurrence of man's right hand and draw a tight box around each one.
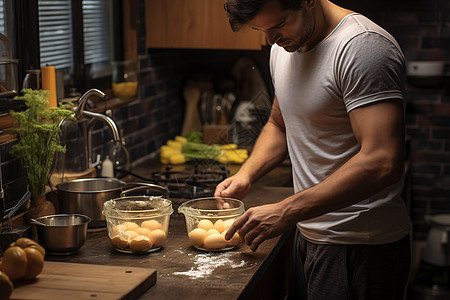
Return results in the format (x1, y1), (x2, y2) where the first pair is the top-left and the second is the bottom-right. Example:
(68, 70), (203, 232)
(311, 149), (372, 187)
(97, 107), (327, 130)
(214, 173), (252, 202)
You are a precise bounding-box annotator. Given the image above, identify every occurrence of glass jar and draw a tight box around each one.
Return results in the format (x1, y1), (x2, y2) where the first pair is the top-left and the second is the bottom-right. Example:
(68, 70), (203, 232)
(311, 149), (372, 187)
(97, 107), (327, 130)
(112, 61), (138, 99)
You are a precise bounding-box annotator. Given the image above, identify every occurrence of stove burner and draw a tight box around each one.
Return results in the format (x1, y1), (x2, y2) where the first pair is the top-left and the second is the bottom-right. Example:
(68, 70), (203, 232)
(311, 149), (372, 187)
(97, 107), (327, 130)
(150, 163), (229, 200)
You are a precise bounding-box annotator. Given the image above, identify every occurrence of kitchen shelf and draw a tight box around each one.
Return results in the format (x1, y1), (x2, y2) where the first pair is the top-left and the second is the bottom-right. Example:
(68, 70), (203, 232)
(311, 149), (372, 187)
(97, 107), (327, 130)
(89, 94), (139, 114)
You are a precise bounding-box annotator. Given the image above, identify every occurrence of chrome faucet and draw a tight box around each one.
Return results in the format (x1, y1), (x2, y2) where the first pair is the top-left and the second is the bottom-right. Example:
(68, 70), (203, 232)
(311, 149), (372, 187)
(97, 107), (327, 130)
(76, 88), (121, 168)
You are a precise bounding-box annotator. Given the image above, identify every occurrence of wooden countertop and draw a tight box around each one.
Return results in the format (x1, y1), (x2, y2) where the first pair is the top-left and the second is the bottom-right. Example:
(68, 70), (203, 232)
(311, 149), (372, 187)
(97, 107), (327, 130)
(46, 159), (294, 299)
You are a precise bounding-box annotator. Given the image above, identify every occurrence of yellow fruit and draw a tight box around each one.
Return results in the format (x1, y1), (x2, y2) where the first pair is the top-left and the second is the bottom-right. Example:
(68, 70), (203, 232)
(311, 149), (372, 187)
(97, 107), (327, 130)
(10, 237), (46, 257)
(112, 81), (138, 98)
(21, 247), (44, 281)
(0, 271), (13, 300)
(2, 246), (28, 280)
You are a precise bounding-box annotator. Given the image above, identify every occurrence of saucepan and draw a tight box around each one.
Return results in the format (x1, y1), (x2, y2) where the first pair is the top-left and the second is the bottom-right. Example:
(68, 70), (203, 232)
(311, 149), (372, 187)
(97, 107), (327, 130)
(56, 178), (167, 228)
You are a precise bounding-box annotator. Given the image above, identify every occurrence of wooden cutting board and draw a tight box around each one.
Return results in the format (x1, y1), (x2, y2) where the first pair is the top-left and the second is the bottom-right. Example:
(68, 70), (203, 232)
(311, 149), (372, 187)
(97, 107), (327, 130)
(11, 261), (157, 300)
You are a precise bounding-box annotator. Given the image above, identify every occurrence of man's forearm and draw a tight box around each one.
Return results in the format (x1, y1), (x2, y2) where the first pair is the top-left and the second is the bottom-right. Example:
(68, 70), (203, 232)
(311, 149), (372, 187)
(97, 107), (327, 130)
(281, 147), (404, 224)
(237, 120), (288, 184)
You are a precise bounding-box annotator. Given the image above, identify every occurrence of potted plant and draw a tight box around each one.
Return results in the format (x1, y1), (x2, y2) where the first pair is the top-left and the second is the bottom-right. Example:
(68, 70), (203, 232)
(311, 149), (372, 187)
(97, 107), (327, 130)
(11, 89), (73, 218)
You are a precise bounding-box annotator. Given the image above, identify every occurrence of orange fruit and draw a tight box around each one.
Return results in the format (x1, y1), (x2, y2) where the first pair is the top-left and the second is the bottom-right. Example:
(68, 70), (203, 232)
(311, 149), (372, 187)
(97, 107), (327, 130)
(2, 246), (28, 280)
(0, 271), (13, 300)
(21, 247), (44, 281)
(10, 237), (46, 257)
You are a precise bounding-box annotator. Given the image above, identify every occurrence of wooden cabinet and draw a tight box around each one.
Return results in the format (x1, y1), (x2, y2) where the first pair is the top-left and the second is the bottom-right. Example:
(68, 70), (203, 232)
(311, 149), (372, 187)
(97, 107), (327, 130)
(146, 0), (266, 50)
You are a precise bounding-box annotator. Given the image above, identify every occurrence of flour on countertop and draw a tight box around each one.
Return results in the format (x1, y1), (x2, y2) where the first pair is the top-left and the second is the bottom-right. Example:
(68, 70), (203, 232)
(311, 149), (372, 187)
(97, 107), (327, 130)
(172, 252), (247, 279)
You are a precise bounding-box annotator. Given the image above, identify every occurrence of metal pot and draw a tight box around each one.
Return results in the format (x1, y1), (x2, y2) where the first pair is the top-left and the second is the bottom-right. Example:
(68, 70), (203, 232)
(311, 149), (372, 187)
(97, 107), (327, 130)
(422, 214), (450, 266)
(56, 178), (167, 228)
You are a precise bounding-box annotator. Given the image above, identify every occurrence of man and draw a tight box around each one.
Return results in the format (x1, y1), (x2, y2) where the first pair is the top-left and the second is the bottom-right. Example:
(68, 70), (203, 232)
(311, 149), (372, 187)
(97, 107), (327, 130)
(215, 0), (411, 299)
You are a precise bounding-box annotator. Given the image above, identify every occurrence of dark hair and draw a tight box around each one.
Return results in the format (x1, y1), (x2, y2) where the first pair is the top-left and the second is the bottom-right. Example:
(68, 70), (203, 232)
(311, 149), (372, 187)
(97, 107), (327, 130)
(224, 0), (304, 31)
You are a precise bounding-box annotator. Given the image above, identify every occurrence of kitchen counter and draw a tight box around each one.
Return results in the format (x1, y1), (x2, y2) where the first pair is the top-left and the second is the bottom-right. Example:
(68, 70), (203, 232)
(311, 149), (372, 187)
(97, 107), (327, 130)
(46, 158), (295, 299)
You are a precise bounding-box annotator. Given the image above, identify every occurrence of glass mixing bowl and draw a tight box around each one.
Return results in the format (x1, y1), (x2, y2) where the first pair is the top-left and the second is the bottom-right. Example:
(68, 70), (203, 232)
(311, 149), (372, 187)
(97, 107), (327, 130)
(178, 197), (245, 251)
(102, 196), (173, 253)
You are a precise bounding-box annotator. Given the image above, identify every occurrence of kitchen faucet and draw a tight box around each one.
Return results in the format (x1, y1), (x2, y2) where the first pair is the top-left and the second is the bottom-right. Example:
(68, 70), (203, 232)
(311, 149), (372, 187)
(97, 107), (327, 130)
(75, 88), (121, 168)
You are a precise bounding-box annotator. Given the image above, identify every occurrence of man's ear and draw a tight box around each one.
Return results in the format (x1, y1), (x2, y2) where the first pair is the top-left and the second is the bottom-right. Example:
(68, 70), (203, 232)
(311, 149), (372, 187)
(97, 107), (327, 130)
(306, 0), (315, 8)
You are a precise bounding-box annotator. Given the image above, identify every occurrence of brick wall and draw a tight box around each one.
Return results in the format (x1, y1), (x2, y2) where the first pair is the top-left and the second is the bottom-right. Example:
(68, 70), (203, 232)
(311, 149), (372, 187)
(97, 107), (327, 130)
(385, 0), (450, 239)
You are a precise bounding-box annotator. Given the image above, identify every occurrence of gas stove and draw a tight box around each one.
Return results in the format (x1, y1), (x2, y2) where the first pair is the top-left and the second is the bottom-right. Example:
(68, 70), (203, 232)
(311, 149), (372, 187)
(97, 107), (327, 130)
(142, 162), (229, 203)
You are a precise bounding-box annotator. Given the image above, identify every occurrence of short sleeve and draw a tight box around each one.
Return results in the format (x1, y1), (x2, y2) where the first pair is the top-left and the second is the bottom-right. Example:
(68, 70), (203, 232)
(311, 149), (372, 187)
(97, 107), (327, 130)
(335, 32), (406, 112)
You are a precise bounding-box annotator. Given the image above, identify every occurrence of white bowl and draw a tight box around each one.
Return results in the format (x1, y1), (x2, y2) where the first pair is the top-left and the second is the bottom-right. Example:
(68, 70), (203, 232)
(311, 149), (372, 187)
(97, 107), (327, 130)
(406, 61), (445, 77)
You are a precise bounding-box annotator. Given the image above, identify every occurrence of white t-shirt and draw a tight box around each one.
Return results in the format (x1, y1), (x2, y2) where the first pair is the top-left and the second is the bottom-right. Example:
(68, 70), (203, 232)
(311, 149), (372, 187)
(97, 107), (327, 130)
(269, 13), (411, 244)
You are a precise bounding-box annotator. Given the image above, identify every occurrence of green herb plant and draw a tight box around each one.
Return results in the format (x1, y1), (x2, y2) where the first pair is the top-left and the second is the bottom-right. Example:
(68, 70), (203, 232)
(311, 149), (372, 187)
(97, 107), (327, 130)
(11, 89), (74, 196)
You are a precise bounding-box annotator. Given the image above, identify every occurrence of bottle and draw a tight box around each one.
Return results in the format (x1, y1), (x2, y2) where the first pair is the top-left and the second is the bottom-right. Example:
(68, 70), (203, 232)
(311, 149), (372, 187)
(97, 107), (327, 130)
(110, 129), (131, 179)
(101, 155), (114, 177)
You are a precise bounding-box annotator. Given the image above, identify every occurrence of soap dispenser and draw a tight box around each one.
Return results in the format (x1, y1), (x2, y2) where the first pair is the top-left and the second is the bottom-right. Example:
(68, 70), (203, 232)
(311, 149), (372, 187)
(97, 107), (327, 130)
(101, 155), (114, 177)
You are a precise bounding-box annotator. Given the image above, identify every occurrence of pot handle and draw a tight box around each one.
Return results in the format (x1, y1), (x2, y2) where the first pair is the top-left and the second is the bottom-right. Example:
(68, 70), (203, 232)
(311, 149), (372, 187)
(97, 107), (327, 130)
(121, 182), (168, 198)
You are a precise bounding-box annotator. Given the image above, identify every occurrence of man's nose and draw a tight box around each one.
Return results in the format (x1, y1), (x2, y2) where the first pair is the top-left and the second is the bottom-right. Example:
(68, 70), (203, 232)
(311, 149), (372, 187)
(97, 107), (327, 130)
(265, 31), (279, 45)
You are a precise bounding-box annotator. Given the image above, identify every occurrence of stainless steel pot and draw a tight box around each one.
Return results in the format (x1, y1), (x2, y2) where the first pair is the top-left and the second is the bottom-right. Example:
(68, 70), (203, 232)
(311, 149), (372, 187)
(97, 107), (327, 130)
(56, 178), (167, 228)
(422, 214), (450, 266)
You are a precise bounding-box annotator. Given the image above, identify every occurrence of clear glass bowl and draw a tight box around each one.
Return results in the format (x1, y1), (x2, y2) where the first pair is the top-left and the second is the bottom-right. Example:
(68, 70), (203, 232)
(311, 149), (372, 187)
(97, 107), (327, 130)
(102, 196), (173, 253)
(178, 197), (245, 251)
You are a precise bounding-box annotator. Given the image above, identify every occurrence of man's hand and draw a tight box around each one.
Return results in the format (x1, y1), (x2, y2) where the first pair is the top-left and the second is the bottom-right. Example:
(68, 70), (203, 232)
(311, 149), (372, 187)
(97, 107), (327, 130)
(214, 173), (252, 201)
(225, 202), (291, 252)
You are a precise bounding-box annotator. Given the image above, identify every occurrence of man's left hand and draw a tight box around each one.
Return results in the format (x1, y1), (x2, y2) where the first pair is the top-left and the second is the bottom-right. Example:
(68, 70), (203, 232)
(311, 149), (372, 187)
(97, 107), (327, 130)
(225, 202), (291, 252)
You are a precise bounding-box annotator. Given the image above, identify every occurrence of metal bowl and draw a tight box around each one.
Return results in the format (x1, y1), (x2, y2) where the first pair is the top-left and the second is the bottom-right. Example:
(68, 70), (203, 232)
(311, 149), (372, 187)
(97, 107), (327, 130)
(33, 214), (91, 255)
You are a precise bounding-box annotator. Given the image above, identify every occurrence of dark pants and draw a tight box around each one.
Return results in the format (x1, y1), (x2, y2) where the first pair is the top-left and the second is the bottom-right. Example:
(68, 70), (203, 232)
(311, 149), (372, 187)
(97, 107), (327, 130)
(289, 229), (411, 300)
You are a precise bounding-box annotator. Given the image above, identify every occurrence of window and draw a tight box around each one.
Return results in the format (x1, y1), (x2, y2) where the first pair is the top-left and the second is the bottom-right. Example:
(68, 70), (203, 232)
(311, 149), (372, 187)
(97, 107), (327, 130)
(82, 0), (113, 77)
(38, 0), (74, 70)
(0, 0), (16, 58)
(0, 1), (5, 34)
(37, 0), (116, 92)
(0, 0), (121, 98)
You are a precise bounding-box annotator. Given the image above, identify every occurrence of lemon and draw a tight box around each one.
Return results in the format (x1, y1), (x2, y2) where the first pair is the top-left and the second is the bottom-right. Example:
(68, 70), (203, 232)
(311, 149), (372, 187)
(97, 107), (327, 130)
(112, 81), (138, 98)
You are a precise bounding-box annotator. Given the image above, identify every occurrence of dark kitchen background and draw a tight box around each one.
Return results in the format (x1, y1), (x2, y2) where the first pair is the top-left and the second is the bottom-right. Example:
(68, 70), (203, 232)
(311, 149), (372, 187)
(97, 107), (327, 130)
(0, 0), (449, 244)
